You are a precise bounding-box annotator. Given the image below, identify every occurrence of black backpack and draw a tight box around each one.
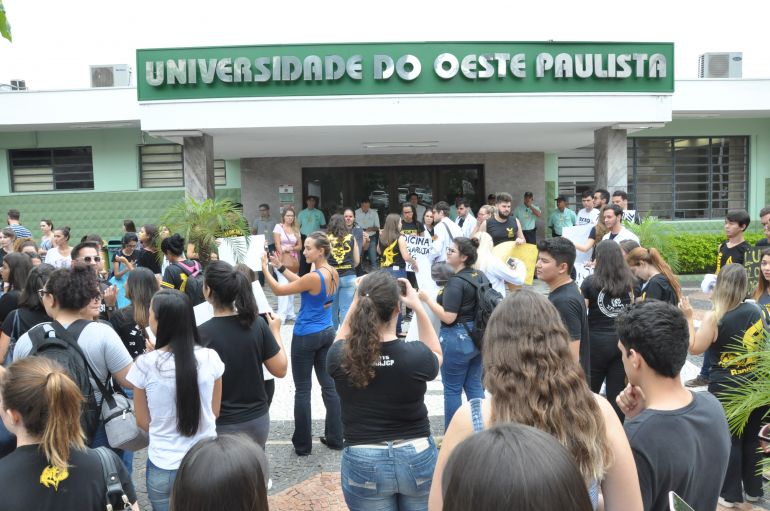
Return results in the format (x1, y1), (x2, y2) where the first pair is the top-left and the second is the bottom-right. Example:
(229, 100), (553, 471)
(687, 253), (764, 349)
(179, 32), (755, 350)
(455, 271), (504, 350)
(176, 260), (206, 306)
(28, 320), (101, 444)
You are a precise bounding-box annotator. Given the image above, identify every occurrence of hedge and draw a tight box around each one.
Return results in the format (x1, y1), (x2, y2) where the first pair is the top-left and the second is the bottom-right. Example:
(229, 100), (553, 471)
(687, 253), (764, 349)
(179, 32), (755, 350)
(663, 232), (765, 274)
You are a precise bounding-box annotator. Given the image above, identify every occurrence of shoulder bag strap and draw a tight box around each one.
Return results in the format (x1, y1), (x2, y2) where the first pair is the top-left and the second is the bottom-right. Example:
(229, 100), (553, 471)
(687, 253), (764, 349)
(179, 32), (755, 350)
(451, 273), (480, 337)
(442, 221), (454, 242)
(93, 447), (130, 510)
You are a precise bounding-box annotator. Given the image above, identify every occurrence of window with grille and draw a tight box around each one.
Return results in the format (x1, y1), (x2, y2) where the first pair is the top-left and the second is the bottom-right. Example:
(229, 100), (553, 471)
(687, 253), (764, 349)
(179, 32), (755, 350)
(9, 147), (94, 192)
(629, 137), (748, 220)
(140, 144), (227, 188)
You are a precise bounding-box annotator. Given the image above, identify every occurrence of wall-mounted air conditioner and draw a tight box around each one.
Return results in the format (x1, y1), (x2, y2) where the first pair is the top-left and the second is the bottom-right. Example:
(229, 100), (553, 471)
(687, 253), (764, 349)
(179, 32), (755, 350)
(698, 53), (742, 78)
(90, 64), (132, 87)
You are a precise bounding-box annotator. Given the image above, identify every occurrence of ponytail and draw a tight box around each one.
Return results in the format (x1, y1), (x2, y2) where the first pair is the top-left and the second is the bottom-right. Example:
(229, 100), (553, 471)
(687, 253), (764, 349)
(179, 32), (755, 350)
(341, 271), (399, 388)
(0, 358), (84, 470)
(234, 271), (258, 328)
(204, 260), (258, 328)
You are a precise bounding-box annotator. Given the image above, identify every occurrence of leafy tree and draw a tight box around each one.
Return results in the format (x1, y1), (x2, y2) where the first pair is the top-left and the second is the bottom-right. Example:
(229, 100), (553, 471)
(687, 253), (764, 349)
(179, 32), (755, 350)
(0, 0), (11, 43)
(625, 215), (681, 273)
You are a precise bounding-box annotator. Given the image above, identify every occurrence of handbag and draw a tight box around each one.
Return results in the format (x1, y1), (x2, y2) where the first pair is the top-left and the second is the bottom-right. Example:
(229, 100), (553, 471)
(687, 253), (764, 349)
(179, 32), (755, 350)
(87, 365), (149, 451)
(279, 226), (300, 273)
(94, 446), (133, 510)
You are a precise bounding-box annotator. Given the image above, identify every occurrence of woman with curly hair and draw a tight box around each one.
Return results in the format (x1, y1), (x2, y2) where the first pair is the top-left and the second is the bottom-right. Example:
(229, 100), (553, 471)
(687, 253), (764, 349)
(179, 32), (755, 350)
(327, 271), (442, 510)
(428, 290), (642, 511)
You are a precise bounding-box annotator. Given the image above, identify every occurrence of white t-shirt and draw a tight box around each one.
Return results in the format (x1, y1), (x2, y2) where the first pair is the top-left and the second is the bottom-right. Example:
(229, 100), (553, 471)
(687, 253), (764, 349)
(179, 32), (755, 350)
(14, 321), (133, 404)
(431, 218), (463, 263)
(43, 247), (72, 269)
(127, 346), (224, 470)
(577, 208), (599, 226)
(455, 214), (477, 238)
(602, 226), (640, 244)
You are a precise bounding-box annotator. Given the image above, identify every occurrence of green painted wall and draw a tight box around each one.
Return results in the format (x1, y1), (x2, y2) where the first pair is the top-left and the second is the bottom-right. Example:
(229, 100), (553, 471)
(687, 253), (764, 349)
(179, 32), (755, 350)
(635, 117), (770, 223)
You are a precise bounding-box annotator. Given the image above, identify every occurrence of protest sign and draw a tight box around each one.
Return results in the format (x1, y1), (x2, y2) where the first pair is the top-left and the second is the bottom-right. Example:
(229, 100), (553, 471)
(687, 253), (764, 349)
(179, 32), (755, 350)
(405, 234), (432, 272)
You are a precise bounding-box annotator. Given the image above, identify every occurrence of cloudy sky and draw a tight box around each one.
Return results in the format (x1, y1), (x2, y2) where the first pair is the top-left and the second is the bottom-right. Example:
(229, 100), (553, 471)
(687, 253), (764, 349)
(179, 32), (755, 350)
(0, 0), (766, 89)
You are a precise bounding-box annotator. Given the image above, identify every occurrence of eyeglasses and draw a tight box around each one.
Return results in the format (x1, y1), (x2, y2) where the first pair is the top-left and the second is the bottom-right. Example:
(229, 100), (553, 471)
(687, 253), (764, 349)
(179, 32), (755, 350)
(78, 256), (102, 263)
(37, 289), (50, 299)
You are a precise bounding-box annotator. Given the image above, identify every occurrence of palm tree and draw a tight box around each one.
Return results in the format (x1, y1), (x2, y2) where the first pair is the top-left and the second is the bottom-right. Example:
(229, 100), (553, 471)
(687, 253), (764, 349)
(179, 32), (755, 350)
(625, 215), (681, 273)
(160, 198), (250, 265)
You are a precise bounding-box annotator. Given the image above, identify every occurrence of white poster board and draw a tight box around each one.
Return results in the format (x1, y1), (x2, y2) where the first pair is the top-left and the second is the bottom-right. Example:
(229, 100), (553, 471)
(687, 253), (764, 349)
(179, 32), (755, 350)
(192, 281), (273, 325)
(217, 235), (265, 271)
(406, 248), (441, 342)
(252, 281), (273, 314)
(404, 234), (432, 272)
(561, 224), (594, 265)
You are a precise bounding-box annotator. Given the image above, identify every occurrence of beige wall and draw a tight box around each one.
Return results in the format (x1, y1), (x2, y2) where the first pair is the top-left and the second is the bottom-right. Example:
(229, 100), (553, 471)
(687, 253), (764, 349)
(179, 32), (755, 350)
(241, 152), (545, 235)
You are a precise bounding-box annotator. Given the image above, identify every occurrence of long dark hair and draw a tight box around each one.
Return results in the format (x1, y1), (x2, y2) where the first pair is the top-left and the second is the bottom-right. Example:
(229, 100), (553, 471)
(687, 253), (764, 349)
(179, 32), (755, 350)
(18, 263), (55, 312)
(151, 289), (202, 437)
(341, 271), (399, 388)
(442, 423), (593, 511)
(126, 267), (159, 329)
(3, 252), (33, 290)
(204, 260), (258, 328)
(593, 240), (635, 297)
(754, 248), (770, 301)
(170, 434), (269, 511)
(327, 214), (348, 240)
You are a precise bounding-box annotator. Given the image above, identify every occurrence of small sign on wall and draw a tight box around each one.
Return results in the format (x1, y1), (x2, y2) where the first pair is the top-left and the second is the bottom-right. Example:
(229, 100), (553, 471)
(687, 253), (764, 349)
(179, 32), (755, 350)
(279, 184), (294, 204)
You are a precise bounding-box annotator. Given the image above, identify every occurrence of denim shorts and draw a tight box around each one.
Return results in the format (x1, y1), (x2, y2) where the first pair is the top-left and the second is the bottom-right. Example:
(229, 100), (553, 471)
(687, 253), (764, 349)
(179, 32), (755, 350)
(341, 437), (438, 511)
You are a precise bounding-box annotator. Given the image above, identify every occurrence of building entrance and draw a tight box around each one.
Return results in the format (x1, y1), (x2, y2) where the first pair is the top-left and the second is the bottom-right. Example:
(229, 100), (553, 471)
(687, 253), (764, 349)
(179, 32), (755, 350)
(302, 164), (484, 225)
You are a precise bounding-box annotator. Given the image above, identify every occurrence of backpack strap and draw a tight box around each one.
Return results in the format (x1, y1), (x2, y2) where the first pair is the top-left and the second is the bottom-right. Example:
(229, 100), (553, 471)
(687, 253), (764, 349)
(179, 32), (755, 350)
(93, 446), (131, 510)
(441, 221), (454, 242)
(453, 272), (484, 338)
(176, 260), (201, 277)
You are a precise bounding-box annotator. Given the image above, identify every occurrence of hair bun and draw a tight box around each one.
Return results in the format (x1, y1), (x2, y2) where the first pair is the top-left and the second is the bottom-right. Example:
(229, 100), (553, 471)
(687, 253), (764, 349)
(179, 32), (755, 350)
(469, 238), (480, 248)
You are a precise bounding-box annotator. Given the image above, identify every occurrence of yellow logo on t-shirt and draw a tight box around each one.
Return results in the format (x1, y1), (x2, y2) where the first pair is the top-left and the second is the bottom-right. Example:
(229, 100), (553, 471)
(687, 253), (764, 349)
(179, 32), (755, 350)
(381, 240), (399, 267)
(330, 234), (353, 267)
(506, 227), (514, 238)
(40, 465), (69, 491)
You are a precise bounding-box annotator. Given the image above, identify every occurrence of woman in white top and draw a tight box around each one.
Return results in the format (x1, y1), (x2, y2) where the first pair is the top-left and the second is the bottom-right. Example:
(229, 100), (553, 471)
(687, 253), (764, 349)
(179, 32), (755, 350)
(42, 226), (73, 269)
(272, 207), (302, 322)
(128, 289), (224, 511)
(472, 232), (523, 295)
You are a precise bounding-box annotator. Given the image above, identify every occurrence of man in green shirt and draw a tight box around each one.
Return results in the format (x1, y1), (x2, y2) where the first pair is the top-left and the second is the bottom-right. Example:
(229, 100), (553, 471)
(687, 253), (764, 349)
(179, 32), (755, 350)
(297, 195), (326, 274)
(513, 191), (542, 244)
(548, 195), (577, 237)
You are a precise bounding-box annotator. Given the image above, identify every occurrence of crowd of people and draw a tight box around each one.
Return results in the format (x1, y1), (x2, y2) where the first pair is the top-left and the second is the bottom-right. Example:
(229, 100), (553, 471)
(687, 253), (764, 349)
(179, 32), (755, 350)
(0, 193), (767, 511)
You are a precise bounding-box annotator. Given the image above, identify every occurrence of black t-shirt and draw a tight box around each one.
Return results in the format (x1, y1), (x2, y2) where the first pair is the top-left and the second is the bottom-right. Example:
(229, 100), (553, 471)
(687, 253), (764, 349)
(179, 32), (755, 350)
(624, 392), (730, 511)
(326, 338), (439, 446)
(379, 236), (406, 268)
(709, 302), (764, 385)
(328, 233), (356, 276)
(548, 281), (590, 379)
(161, 260), (200, 290)
(109, 306), (146, 359)
(0, 289), (20, 323)
(136, 249), (162, 274)
(198, 315), (281, 425)
(486, 216), (519, 246)
(437, 267), (481, 326)
(757, 238), (770, 247)
(640, 273), (678, 305)
(111, 248), (138, 266)
(580, 275), (632, 342)
(401, 220), (424, 236)
(1, 307), (51, 338)
(716, 240), (751, 274)
(0, 444), (137, 511)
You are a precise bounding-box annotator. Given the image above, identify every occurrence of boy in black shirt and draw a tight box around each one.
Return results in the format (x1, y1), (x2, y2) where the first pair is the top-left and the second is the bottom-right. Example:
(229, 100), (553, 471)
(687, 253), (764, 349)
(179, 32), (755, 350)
(687, 209), (751, 387)
(616, 301), (730, 511)
(756, 206), (770, 247)
(536, 237), (590, 379)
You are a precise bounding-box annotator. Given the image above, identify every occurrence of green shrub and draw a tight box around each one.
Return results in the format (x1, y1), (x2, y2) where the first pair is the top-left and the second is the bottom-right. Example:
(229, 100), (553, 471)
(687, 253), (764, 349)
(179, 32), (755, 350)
(665, 231), (766, 274)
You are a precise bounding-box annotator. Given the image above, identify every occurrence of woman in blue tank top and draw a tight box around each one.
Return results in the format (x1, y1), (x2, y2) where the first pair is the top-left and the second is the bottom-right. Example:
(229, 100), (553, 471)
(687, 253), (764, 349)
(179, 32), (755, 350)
(262, 231), (343, 456)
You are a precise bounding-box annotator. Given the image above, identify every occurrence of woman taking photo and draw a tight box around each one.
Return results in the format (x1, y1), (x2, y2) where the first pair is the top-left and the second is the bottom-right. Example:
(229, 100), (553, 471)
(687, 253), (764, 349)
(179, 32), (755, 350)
(580, 240), (635, 420)
(198, 260), (287, 451)
(681, 264), (767, 508)
(128, 289), (224, 511)
(262, 231), (343, 456)
(419, 237), (487, 430)
(428, 290), (643, 511)
(327, 272), (442, 510)
(625, 247), (681, 305)
(327, 214), (360, 330)
(272, 207), (302, 322)
(0, 357), (139, 510)
(43, 226), (72, 269)
(378, 214), (419, 335)
(0, 253), (33, 323)
(111, 232), (140, 309)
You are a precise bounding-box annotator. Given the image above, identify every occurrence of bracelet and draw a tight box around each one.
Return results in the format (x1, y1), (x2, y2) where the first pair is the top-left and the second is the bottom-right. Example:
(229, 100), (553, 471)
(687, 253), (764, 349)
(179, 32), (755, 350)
(277, 265), (287, 273)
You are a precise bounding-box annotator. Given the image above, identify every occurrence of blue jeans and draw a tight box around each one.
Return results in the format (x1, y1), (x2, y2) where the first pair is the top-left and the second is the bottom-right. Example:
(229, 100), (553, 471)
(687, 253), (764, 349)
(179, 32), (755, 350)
(146, 459), (177, 511)
(332, 273), (357, 330)
(291, 327), (343, 454)
(341, 437), (438, 511)
(385, 266), (407, 335)
(699, 348), (712, 378)
(439, 322), (484, 431)
(366, 233), (379, 269)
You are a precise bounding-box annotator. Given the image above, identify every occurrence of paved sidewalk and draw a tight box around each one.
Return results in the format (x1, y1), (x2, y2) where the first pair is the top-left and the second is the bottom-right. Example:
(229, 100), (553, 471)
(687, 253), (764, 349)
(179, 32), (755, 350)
(128, 283), (770, 510)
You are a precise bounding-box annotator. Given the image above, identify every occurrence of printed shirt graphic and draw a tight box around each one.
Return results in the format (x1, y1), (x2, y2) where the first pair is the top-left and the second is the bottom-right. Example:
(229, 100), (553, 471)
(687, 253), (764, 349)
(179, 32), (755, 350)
(39, 465), (69, 491)
(548, 209), (577, 235)
(716, 241), (751, 275)
(577, 208), (599, 226)
(328, 233), (354, 271)
(709, 302), (766, 384)
(379, 238), (404, 268)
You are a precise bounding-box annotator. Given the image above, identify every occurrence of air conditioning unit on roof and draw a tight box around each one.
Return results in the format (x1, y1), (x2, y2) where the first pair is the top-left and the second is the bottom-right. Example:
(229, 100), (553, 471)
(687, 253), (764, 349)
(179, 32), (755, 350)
(698, 53), (742, 78)
(90, 64), (132, 87)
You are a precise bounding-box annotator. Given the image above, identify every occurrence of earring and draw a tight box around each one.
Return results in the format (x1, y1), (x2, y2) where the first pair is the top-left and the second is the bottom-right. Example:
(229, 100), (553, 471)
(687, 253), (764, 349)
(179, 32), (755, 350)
(633, 364), (638, 369)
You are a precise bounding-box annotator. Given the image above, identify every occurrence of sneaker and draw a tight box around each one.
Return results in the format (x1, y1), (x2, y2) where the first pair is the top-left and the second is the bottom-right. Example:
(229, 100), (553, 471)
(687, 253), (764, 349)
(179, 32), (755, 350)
(685, 375), (710, 387)
(267, 478), (273, 491)
(746, 494), (760, 502)
(718, 497), (735, 508)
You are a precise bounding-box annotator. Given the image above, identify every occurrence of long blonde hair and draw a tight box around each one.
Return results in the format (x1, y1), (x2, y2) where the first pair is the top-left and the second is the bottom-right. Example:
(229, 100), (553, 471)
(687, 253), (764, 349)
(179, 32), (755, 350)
(482, 290), (612, 482)
(712, 263), (748, 323)
(472, 231), (495, 272)
(0, 357), (85, 470)
(625, 247), (682, 302)
(281, 207), (299, 236)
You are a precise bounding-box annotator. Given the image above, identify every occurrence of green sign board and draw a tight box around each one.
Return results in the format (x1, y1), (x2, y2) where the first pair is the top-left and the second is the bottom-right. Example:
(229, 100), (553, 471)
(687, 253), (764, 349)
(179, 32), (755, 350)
(136, 41), (674, 101)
